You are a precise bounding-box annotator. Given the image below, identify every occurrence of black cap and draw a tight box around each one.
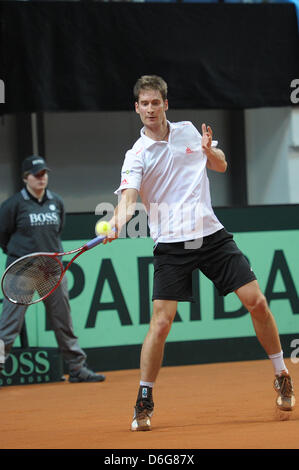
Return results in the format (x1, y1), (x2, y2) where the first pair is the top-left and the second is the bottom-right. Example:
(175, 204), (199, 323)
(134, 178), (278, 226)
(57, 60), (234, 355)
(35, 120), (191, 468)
(22, 155), (50, 175)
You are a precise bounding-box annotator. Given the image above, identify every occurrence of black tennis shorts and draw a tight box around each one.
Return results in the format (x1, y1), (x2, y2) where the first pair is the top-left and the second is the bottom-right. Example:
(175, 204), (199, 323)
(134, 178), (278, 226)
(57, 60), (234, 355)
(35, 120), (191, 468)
(152, 228), (256, 302)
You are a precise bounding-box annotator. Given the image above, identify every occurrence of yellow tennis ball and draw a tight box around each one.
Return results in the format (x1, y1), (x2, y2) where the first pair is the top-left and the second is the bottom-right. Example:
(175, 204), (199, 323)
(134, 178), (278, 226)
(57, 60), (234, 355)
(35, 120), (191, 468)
(96, 221), (111, 235)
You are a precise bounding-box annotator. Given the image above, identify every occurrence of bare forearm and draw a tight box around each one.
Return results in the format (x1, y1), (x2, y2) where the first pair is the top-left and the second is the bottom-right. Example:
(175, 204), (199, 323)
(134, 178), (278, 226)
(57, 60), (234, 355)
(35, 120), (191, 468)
(110, 189), (137, 232)
(205, 148), (227, 173)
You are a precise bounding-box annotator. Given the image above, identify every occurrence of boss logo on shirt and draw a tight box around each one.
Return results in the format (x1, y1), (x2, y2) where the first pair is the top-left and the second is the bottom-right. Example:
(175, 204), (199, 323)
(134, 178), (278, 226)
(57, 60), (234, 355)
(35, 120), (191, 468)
(29, 212), (58, 225)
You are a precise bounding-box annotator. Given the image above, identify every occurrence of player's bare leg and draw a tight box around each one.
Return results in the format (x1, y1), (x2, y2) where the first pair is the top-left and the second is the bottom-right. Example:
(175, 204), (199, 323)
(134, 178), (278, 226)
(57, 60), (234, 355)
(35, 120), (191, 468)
(235, 280), (295, 414)
(235, 280), (281, 355)
(140, 299), (178, 382)
(131, 300), (177, 431)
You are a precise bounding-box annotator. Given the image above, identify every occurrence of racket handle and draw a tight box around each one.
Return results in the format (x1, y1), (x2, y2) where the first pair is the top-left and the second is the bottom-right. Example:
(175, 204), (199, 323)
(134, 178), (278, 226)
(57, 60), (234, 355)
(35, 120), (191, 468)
(85, 228), (116, 250)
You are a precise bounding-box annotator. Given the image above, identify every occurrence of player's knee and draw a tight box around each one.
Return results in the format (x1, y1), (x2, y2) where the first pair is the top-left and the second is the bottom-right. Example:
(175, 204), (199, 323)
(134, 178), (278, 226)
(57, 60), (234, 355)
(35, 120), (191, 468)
(154, 317), (173, 339)
(151, 309), (173, 339)
(248, 294), (269, 319)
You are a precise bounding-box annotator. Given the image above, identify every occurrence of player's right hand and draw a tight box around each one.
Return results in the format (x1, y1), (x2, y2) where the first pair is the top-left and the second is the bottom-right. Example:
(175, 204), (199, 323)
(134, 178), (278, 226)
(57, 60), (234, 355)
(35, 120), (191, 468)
(102, 226), (118, 245)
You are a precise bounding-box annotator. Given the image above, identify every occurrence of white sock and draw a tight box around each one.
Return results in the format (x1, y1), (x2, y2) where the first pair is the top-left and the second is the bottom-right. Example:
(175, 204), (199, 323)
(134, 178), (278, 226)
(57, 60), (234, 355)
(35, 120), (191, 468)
(268, 350), (288, 376)
(140, 381), (154, 388)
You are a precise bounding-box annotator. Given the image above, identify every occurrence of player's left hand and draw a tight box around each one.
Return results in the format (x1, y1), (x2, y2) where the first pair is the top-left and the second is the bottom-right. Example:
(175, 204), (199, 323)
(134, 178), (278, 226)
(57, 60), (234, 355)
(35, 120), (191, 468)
(201, 123), (213, 154)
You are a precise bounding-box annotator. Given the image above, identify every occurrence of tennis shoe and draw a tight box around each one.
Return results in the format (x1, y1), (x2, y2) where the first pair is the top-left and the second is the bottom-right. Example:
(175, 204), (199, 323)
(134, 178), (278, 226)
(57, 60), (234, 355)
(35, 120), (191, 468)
(131, 402), (154, 431)
(274, 371), (295, 411)
(131, 386), (154, 431)
(69, 365), (105, 383)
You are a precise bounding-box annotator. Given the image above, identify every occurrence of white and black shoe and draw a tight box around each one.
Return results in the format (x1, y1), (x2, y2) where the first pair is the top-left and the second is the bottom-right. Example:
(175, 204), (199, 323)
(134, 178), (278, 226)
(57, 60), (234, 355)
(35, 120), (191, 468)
(131, 386), (154, 431)
(274, 371), (295, 411)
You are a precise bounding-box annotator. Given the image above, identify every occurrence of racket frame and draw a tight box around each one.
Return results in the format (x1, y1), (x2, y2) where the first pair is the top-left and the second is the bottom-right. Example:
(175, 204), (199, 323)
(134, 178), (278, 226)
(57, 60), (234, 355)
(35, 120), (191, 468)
(1, 232), (110, 305)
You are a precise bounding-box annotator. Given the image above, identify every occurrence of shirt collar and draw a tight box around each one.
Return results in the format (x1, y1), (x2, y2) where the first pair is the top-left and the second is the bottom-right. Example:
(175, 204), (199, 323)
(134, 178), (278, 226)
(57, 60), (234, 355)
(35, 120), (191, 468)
(22, 187), (49, 204)
(140, 120), (172, 148)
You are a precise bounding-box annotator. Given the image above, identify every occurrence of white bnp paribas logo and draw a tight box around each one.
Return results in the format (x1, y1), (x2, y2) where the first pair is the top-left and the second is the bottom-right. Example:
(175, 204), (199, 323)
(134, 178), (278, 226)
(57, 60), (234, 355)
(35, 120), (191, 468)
(0, 339), (4, 365)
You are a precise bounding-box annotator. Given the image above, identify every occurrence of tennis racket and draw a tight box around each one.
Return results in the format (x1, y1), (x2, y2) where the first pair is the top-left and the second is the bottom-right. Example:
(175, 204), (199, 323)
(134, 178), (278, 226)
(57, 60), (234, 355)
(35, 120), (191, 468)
(1, 230), (115, 306)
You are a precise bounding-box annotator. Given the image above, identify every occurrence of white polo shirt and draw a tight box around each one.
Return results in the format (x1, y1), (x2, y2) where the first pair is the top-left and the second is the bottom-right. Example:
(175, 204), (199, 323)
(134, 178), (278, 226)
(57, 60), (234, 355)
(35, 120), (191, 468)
(115, 121), (223, 243)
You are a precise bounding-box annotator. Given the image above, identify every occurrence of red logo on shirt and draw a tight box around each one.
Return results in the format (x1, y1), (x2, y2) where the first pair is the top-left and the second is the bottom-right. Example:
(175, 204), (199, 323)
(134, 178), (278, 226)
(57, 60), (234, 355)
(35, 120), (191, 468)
(186, 147), (193, 154)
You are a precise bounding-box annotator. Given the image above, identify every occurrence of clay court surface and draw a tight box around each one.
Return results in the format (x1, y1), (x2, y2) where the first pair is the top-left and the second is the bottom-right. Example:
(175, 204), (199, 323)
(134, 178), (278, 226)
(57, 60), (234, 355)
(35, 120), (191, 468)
(0, 358), (298, 450)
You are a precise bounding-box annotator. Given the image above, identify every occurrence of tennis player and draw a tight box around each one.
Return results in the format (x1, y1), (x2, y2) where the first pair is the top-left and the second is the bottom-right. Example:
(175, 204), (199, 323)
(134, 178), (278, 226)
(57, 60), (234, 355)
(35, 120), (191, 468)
(105, 75), (295, 431)
(0, 156), (106, 383)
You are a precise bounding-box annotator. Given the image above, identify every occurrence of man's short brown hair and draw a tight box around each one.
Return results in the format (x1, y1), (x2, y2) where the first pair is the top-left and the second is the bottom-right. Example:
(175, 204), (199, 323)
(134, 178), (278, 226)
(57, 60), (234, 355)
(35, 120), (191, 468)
(133, 75), (168, 101)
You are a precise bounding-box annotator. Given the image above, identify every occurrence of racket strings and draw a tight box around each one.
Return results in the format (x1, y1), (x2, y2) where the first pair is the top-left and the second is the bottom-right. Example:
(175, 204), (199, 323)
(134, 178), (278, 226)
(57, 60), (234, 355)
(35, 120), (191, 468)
(2, 255), (62, 305)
